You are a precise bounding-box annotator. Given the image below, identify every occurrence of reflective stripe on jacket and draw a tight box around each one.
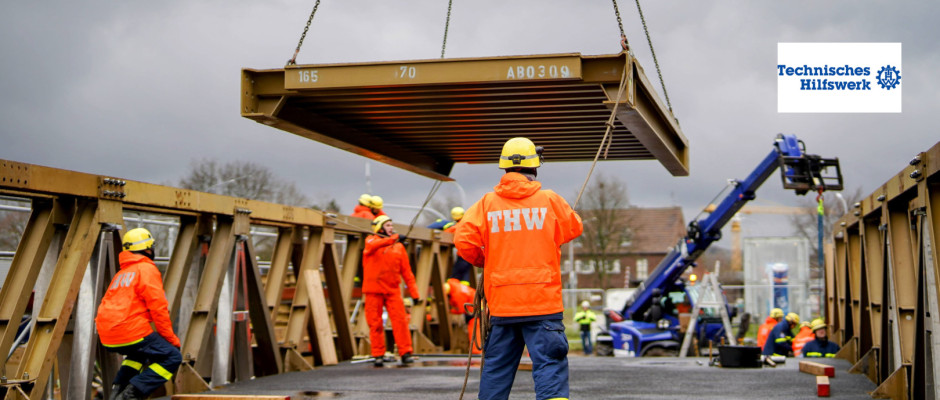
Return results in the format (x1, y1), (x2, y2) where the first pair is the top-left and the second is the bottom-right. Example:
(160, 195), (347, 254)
(802, 339), (840, 358)
(574, 309), (596, 325)
(95, 251), (180, 347)
(454, 172), (583, 317)
(362, 234), (420, 298)
(762, 318), (794, 356)
(351, 205), (375, 219)
(792, 326), (814, 356)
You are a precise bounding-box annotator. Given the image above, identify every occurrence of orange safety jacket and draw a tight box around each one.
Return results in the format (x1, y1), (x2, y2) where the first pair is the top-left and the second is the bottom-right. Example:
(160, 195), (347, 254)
(446, 278), (475, 315)
(95, 251), (180, 347)
(351, 204), (375, 219)
(362, 234), (420, 298)
(757, 317), (778, 349)
(455, 172), (583, 317)
(792, 326), (814, 356)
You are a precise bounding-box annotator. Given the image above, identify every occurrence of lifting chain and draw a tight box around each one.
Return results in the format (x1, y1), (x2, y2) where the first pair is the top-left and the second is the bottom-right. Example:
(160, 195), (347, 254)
(610, 0), (628, 50)
(287, 0), (322, 66)
(440, 0), (455, 58)
(632, 0), (673, 111)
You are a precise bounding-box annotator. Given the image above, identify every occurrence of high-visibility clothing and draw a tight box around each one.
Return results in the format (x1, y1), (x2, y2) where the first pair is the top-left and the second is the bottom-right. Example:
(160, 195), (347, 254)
(96, 251), (180, 347)
(455, 172), (583, 317)
(574, 309), (597, 332)
(351, 204), (375, 219)
(762, 319), (795, 356)
(756, 317), (778, 349)
(364, 293), (412, 357)
(443, 220), (458, 233)
(373, 208), (387, 217)
(362, 234), (419, 299)
(106, 332), (181, 396)
(802, 339), (840, 358)
(447, 278), (475, 315)
(792, 326), (814, 356)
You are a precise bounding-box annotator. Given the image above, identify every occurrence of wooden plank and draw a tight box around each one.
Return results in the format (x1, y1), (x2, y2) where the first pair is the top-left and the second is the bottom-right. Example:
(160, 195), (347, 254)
(800, 360), (835, 378)
(816, 375), (830, 397)
(304, 271), (337, 365)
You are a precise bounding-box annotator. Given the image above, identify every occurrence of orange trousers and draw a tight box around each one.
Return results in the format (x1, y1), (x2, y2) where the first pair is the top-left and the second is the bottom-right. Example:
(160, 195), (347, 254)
(364, 293), (413, 357)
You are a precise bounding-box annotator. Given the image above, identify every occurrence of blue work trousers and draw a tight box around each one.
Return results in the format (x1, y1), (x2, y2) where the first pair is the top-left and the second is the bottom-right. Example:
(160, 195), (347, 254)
(479, 319), (569, 400)
(579, 329), (592, 355)
(105, 332), (182, 396)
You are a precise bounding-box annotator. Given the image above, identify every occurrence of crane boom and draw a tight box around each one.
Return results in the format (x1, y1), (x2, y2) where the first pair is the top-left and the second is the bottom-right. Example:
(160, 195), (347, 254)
(621, 134), (842, 320)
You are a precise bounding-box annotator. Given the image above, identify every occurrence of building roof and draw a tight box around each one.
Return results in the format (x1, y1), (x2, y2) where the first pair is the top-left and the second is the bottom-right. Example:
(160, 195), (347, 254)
(618, 206), (686, 254)
(241, 51), (688, 181)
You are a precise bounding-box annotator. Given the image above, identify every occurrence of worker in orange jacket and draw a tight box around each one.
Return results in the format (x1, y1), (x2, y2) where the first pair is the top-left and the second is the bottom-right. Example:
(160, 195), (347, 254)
(95, 228), (182, 400)
(792, 321), (814, 356)
(370, 195), (387, 217)
(444, 278), (481, 354)
(757, 308), (784, 349)
(351, 194), (376, 219)
(363, 215), (421, 367)
(455, 137), (583, 400)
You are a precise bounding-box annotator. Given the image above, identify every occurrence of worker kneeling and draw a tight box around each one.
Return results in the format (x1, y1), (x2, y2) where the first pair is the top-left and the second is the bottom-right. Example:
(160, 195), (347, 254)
(363, 215), (422, 367)
(762, 312), (800, 357)
(95, 228), (182, 400)
(455, 137), (583, 400)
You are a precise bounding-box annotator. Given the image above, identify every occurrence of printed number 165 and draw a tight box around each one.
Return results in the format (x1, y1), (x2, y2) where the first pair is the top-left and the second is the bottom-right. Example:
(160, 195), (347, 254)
(298, 70), (318, 83)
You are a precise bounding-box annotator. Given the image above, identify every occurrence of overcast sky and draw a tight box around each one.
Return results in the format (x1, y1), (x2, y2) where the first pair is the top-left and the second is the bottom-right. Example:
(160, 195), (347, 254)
(1, 1), (938, 241)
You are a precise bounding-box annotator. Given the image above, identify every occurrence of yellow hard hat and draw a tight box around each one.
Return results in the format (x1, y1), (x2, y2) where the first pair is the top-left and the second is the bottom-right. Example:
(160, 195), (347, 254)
(444, 281), (451, 295)
(770, 308), (784, 319)
(498, 137), (541, 169)
(800, 321), (810, 329)
(370, 195), (384, 209)
(403, 298), (414, 307)
(810, 318), (827, 332)
(122, 228), (154, 252)
(372, 215), (392, 233)
(785, 312), (800, 325)
(451, 207), (465, 221)
(359, 194), (372, 206)
(581, 300), (590, 308)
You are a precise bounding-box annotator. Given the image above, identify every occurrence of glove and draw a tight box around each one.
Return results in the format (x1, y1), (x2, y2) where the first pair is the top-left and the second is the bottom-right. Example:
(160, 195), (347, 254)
(397, 234), (408, 243)
(413, 298), (424, 305)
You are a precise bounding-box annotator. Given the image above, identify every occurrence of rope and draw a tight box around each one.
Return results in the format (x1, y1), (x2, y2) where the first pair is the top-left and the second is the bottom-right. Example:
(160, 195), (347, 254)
(440, 0), (455, 58)
(287, 0), (322, 66)
(458, 274), (488, 400)
(404, 180), (443, 237)
(633, 0), (672, 111)
(573, 67), (629, 209)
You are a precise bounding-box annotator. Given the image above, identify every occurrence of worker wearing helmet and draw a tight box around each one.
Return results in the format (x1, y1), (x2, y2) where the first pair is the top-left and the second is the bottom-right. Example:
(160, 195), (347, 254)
(95, 228), (182, 400)
(363, 215), (421, 367)
(455, 137), (583, 400)
(443, 206), (465, 233)
(792, 320), (814, 357)
(802, 319), (840, 358)
(351, 194), (376, 219)
(574, 301), (597, 355)
(757, 308), (784, 349)
(444, 278), (481, 354)
(370, 195), (387, 217)
(762, 312), (800, 357)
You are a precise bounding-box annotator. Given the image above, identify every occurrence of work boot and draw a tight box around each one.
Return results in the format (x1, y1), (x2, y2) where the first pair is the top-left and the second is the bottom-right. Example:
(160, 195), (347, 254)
(400, 353), (414, 364)
(108, 384), (126, 400)
(373, 357), (384, 367)
(116, 384), (144, 400)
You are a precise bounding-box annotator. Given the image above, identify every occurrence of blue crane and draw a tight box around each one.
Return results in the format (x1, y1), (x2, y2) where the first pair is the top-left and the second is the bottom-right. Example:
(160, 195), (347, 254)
(597, 134), (842, 357)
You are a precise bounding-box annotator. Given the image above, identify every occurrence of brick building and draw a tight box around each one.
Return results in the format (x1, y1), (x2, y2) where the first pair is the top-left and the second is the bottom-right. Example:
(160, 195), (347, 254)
(563, 206), (687, 289)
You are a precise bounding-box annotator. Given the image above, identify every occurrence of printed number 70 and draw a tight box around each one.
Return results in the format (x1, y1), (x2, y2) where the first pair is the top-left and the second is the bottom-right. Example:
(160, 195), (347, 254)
(399, 66), (416, 79)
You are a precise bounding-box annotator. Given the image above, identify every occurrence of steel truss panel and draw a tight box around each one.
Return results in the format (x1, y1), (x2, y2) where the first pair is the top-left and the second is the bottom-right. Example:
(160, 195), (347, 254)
(832, 140), (940, 399)
(0, 160), (458, 398)
(241, 51), (689, 180)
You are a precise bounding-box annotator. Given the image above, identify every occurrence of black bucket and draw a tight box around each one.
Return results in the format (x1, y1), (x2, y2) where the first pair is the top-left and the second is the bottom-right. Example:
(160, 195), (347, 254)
(717, 345), (762, 368)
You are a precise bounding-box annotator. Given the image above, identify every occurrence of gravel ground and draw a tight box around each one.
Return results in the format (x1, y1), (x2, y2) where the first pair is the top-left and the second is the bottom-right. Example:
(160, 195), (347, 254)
(168, 354), (874, 399)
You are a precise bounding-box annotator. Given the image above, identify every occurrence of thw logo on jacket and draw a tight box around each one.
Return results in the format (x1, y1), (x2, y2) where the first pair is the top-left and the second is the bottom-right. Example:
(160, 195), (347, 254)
(109, 272), (136, 290)
(487, 208), (547, 232)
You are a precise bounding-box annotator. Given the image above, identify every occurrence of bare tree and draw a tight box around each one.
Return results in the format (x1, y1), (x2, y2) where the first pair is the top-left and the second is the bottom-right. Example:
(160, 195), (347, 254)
(576, 173), (632, 290)
(0, 208), (28, 251)
(179, 159), (310, 207)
